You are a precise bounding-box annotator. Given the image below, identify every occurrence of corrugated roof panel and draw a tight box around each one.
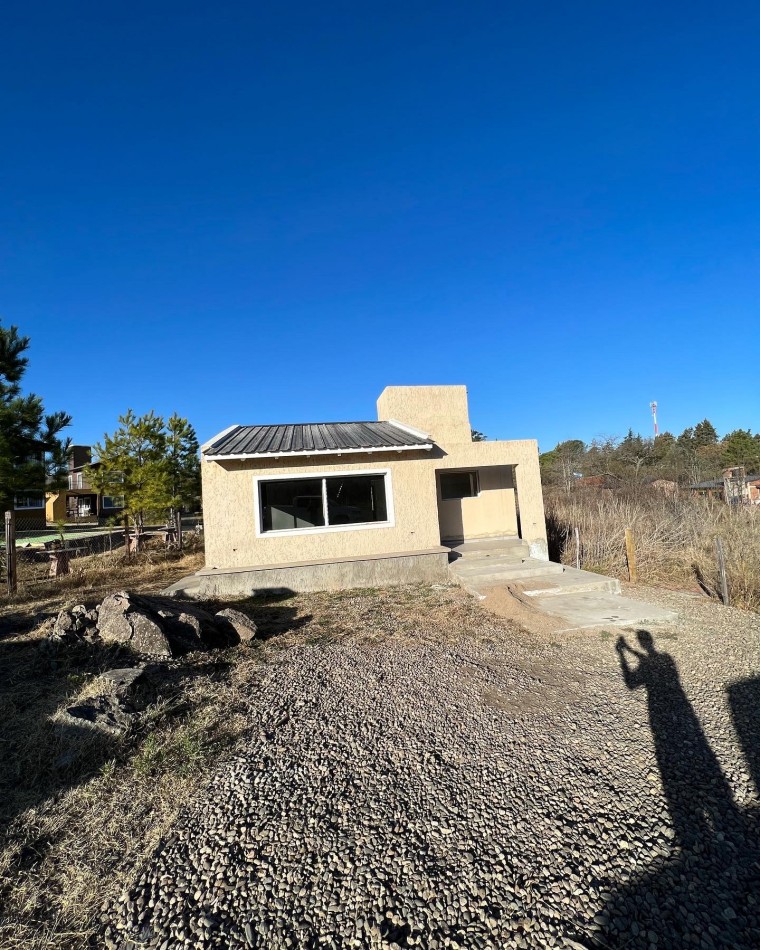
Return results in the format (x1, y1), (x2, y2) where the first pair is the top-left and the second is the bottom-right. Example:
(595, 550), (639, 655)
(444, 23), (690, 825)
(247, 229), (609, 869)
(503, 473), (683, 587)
(204, 421), (432, 458)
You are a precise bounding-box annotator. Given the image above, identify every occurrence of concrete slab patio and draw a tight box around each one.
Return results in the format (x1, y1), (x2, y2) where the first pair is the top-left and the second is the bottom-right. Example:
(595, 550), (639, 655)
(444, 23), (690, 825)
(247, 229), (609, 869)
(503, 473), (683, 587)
(447, 537), (678, 630)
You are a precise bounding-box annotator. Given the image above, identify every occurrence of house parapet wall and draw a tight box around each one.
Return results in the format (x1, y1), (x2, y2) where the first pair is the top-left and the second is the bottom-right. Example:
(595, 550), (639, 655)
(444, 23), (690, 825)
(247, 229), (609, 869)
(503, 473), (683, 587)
(377, 385), (472, 446)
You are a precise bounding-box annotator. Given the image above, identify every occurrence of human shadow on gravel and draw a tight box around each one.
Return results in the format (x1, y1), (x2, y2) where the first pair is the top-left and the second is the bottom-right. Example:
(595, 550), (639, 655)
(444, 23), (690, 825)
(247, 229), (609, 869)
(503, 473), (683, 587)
(569, 631), (760, 949)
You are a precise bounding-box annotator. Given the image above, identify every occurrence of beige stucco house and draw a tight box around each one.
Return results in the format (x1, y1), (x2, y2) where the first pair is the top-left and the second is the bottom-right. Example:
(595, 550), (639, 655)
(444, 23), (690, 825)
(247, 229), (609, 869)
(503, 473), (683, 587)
(197, 385), (547, 596)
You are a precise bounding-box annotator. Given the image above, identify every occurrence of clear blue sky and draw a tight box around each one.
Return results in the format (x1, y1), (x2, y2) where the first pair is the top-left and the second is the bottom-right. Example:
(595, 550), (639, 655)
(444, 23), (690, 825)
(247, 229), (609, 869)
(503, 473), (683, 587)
(2, 1), (759, 452)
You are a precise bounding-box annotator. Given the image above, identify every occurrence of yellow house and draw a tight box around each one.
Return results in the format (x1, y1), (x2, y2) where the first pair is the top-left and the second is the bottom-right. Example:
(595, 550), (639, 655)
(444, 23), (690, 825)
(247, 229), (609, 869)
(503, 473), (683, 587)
(45, 445), (125, 524)
(197, 385), (548, 596)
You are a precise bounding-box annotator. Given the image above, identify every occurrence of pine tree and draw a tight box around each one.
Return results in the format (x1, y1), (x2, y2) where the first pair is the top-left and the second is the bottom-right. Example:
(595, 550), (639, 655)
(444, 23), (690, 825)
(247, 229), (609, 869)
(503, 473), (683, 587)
(90, 410), (200, 531)
(721, 429), (760, 471)
(0, 322), (71, 512)
(693, 419), (718, 447)
(167, 413), (200, 511)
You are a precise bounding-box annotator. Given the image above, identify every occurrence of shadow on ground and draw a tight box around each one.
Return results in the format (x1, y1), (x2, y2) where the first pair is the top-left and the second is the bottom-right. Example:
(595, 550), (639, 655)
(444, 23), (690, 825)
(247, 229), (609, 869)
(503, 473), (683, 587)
(574, 631), (760, 949)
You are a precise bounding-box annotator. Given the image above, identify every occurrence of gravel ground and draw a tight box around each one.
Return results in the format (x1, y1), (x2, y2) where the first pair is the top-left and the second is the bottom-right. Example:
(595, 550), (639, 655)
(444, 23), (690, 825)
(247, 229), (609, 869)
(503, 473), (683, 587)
(104, 585), (760, 949)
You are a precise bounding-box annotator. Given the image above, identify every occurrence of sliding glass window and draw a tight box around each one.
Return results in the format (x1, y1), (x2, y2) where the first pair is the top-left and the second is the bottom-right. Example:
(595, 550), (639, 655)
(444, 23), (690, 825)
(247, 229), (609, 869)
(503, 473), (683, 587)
(259, 473), (389, 533)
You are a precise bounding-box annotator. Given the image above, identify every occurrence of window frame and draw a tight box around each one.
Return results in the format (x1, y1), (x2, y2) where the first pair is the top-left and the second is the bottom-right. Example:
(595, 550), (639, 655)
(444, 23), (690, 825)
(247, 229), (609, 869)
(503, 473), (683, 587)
(14, 494), (45, 510)
(254, 468), (395, 537)
(439, 469), (480, 500)
(101, 495), (125, 509)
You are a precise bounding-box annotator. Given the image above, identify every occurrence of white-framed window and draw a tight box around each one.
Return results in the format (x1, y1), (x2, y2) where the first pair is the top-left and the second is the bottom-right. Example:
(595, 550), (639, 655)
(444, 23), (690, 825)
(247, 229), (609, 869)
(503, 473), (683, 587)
(440, 470), (480, 500)
(15, 494), (45, 509)
(102, 495), (125, 509)
(68, 472), (84, 489)
(254, 469), (394, 536)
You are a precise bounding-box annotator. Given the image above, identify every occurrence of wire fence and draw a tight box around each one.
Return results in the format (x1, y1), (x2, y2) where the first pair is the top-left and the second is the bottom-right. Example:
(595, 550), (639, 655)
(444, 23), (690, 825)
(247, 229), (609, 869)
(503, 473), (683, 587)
(1, 511), (203, 598)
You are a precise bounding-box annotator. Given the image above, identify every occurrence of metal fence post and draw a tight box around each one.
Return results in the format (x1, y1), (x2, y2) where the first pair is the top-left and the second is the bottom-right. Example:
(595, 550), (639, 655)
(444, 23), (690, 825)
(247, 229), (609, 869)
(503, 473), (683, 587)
(5, 510), (17, 594)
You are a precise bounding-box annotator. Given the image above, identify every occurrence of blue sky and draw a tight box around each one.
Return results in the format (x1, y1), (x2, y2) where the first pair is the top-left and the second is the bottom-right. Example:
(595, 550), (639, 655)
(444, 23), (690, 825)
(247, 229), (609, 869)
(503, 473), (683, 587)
(2, 1), (759, 452)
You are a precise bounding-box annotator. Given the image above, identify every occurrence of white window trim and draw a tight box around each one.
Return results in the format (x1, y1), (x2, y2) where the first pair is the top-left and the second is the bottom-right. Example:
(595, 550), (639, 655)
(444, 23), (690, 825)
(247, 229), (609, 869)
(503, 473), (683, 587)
(253, 468), (395, 538)
(102, 496), (125, 509)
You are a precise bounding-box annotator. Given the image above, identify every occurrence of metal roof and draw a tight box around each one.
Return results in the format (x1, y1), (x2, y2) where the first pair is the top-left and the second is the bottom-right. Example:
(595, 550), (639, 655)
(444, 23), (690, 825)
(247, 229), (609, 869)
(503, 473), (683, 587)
(203, 421), (433, 459)
(691, 474), (760, 489)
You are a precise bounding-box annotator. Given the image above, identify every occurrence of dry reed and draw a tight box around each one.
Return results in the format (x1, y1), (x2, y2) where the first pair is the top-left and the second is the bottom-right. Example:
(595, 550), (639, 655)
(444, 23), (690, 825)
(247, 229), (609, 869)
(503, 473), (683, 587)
(545, 488), (760, 611)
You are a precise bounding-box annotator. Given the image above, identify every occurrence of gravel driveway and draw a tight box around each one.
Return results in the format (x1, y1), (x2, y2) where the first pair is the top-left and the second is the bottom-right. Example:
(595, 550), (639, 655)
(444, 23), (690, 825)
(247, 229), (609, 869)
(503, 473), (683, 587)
(104, 585), (760, 949)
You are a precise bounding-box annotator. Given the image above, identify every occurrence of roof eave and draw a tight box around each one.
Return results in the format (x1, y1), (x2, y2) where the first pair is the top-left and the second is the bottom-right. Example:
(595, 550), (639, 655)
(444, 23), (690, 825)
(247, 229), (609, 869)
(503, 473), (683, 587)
(203, 443), (434, 462)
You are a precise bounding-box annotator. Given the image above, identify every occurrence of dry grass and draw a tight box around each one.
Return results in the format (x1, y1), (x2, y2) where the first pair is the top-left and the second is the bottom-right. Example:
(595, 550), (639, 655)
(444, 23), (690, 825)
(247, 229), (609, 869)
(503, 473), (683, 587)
(545, 488), (760, 611)
(2, 543), (205, 617)
(0, 562), (483, 949)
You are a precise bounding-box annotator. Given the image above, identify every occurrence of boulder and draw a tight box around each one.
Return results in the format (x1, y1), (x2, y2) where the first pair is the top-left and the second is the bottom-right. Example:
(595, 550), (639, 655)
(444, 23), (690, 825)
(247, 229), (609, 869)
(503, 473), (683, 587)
(97, 591), (173, 657)
(147, 596), (240, 650)
(215, 607), (258, 642)
(96, 591), (240, 657)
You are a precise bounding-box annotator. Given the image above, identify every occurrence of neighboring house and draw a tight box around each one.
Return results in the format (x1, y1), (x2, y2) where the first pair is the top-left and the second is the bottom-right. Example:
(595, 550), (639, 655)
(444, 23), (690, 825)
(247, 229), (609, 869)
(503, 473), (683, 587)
(45, 445), (125, 523)
(13, 442), (47, 528)
(690, 467), (760, 505)
(198, 385), (548, 596)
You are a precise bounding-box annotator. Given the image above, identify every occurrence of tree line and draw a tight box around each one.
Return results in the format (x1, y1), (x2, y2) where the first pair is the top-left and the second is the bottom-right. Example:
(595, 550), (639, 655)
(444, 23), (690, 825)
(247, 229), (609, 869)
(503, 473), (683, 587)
(1, 320), (200, 528)
(540, 419), (760, 490)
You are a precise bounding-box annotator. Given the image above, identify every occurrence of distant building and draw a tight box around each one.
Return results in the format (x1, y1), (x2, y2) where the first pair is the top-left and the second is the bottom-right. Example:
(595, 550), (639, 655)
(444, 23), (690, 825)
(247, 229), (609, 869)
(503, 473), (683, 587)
(45, 445), (125, 523)
(690, 467), (760, 505)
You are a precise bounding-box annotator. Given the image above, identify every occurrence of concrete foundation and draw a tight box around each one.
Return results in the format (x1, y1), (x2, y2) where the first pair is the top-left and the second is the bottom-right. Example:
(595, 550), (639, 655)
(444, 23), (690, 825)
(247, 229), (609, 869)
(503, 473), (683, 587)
(194, 548), (451, 598)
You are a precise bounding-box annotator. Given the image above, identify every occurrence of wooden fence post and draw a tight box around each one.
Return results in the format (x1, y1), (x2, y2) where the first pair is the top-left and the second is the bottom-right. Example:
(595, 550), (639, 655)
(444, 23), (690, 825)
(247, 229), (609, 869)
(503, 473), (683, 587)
(5, 510), (17, 594)
(574, 526), (580, 570)
(625, 527), (637, 583)
(177, 508), (183, 552)
(123, 515), (130, 561)
(716, 537), (729, 606)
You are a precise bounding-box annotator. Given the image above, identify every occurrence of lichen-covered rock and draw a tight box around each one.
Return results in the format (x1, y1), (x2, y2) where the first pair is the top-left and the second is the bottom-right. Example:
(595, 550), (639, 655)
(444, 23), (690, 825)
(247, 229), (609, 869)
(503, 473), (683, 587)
(215, 607), (258, 642)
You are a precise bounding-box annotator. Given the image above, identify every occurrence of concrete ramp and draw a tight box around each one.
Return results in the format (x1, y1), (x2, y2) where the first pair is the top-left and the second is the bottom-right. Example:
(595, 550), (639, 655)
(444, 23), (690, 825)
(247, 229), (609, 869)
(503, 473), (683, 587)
(447, 538), (676, 630)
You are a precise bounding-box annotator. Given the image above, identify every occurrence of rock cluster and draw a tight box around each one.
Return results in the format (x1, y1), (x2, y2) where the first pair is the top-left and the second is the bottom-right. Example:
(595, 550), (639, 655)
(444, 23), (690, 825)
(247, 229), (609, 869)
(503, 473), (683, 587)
(51, 591), (257, 658)
(102, 591), (760, 950)
(52, 603), (100, 641)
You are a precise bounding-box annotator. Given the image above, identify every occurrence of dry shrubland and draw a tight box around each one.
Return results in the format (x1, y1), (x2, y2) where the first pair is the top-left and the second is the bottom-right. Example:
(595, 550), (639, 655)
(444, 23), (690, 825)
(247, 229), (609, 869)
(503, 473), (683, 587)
(545, 487), (760, 611)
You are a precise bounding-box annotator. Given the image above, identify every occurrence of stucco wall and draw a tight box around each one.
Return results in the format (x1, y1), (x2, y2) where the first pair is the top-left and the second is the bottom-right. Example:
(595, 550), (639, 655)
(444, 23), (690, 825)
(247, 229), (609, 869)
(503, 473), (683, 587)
(202, 451), (442, 570)
(377, 385), (472, 445)
(202, 438), (547, 569)
(436, 465), (517, 541)
(46, 492), (66, 522)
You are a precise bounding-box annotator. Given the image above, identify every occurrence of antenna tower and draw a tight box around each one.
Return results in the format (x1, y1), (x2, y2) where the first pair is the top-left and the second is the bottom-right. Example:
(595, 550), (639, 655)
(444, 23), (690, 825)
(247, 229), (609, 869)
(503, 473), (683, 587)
(650, 401), (659, 437)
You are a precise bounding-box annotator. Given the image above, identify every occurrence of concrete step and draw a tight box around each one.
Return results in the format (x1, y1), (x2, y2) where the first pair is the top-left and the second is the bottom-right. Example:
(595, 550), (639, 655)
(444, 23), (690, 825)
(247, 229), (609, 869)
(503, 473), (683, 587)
(510, 569), (622, 598)
(450, 555), (562, 575)
(446, 538), (529, 558)
(449, 558), (563, 587)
